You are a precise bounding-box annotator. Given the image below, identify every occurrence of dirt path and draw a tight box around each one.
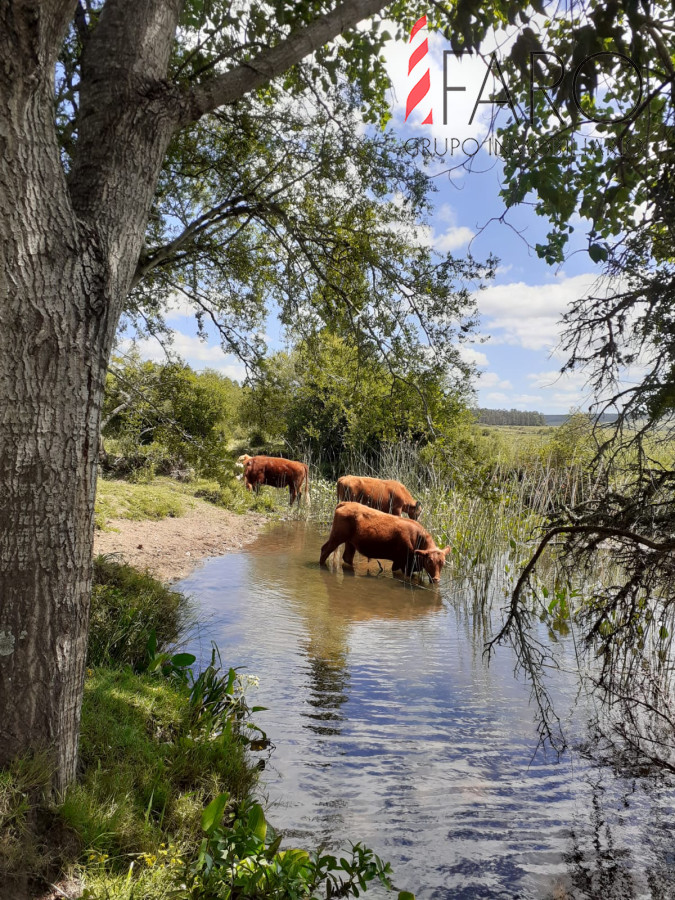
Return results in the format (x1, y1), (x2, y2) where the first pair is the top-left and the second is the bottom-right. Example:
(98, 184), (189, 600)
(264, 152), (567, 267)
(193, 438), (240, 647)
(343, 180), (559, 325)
(94, 500), (269, 582)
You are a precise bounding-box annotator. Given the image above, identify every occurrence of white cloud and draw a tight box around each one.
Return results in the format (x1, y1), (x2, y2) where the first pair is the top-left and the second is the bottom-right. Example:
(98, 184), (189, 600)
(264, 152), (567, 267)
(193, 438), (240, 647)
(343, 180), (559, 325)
(162, 292), (196, 321)
(428, 203), (474, 252)
(495, 263), (513, 276)
(479, 371), (512, 390)
(527, 368), (587, 391)
(120, 331), (248, 382)
(484, 391), (544, 407)
(435, 225), (474, 251)
(210, 362), (248, 381)
(459, 347), (489, 367)
(477, 273), (603, 352)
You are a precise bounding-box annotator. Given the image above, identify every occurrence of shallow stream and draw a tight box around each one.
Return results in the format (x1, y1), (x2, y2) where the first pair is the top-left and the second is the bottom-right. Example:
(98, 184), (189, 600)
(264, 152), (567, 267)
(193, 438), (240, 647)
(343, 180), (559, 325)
(179, 520), (675, 900)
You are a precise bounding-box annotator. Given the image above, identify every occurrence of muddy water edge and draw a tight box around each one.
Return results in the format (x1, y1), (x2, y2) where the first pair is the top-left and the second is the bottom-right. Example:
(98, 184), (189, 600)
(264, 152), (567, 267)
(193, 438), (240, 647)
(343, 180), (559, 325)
(178, 519), (675, 900)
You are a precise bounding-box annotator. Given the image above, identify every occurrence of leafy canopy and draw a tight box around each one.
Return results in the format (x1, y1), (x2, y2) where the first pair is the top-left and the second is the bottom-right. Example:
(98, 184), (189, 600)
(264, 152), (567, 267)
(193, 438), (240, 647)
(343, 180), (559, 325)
(240, 330), (474, 470)
(59, 1), (494, 394)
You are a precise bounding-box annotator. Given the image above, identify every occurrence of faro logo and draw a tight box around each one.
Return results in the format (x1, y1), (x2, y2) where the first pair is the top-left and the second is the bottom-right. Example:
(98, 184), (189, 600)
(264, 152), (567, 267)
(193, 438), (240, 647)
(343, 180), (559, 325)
(404, 14), (645, 129)
(405, 15), (433, 125)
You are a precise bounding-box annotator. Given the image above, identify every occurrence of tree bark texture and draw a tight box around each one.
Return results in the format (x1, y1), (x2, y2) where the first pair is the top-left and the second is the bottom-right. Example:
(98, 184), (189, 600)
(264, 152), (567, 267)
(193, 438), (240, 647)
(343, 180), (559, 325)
(0, 0), (390, 793)
(0, 0), (182, 794)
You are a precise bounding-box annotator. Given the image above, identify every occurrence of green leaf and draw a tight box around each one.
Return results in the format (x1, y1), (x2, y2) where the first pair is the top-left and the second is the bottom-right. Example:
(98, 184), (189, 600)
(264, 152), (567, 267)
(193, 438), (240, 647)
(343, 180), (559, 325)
(399, 892), (416, 900)
(588, 243), (608, 263)
(266, 834), (283, 858)
(202, 792), (229, 834)
(248, 803), (267, 843)
(170, 652), (196, 667)
(146, 628), (157, 660)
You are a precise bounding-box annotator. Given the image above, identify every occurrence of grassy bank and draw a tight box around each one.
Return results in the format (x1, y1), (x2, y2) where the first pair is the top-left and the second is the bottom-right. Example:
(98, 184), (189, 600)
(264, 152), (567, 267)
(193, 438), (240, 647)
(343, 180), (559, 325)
(0, 559), (400, 900)
(95, 474), (279, 531)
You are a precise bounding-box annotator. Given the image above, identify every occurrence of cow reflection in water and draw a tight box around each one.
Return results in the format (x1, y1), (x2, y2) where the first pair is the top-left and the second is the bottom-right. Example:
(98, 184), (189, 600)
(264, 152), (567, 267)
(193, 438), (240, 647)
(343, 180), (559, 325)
(236, 519), (443, 740)
(301, 567), (442, 738)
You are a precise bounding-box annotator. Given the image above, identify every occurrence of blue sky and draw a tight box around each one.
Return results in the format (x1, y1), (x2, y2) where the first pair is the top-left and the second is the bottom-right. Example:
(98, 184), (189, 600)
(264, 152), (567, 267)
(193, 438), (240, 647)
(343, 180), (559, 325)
(383, 21), (606, 414)
(129, 19), (609, 415)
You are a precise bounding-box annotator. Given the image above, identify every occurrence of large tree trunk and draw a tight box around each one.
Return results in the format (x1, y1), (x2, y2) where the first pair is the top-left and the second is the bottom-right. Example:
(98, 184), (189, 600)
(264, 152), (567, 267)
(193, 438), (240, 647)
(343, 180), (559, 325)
(0, 0), (184, 792)
(0, 4), (119, 794)
(0, 0), (390, 794)
(0, 302), (110, 793)
(0, 94), (114, 798)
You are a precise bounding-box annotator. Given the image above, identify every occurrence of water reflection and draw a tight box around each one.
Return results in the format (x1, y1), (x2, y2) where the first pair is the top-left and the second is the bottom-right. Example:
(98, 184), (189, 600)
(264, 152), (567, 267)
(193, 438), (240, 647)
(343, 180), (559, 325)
(179, 520), (675, 899)
(302, 654), (350, 736)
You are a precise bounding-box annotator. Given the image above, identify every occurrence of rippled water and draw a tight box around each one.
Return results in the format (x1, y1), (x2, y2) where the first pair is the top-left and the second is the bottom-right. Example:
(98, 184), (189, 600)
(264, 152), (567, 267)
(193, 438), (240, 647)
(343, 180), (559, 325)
(179, 520), (675, 900)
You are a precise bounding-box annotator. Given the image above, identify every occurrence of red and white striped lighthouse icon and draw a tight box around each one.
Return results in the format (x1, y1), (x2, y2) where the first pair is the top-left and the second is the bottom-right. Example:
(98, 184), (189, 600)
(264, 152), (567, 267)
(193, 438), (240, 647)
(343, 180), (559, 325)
(405, 15), (433, 125)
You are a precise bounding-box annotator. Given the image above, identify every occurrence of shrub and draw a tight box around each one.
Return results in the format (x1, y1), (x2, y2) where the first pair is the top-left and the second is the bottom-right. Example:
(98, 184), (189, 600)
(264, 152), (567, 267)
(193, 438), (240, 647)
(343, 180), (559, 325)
(60, 667), (257, 860)
(88, 556), (193, 668)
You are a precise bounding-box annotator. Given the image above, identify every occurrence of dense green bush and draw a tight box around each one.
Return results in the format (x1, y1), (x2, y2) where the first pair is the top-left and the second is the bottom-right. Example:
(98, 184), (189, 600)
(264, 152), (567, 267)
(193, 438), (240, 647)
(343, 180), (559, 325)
(88, 556), (193, 668)
(240, 332), (474, 475)
(102, 356), (243, 482)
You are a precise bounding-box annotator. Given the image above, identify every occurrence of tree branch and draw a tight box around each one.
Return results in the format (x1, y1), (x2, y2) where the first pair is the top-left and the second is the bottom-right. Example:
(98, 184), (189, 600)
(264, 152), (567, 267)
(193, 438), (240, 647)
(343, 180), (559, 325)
(488, 524), (675, 654)
(179, 0), (390, 125)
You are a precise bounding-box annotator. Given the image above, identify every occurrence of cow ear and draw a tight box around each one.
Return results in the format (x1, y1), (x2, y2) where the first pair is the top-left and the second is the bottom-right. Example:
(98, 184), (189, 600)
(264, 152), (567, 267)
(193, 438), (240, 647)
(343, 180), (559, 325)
(443, 546), (452, 558)
(414, 548), (429, 557)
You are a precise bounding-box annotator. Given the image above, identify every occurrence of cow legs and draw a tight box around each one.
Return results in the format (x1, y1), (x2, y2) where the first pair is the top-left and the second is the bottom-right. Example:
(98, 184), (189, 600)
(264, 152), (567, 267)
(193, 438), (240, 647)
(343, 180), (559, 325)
(320, 538), (343, 566)
(289, 483), (297, 506)
(342, 542), (357, 567)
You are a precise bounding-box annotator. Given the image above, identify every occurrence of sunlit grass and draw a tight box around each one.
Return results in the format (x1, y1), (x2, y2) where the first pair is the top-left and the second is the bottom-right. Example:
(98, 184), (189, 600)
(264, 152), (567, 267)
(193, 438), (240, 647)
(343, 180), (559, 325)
(95, 475), (281, 530)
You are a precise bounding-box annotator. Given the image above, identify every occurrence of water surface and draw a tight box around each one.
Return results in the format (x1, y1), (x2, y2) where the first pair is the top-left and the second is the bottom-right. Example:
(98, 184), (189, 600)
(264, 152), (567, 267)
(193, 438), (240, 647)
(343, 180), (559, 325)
(180, 520), (675, 899)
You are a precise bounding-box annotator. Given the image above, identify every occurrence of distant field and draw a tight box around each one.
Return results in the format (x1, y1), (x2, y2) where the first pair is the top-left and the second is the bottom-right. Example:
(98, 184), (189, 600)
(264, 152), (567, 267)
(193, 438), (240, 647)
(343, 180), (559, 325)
(476, 424), (557, 447)
(478, 424), (556, 435)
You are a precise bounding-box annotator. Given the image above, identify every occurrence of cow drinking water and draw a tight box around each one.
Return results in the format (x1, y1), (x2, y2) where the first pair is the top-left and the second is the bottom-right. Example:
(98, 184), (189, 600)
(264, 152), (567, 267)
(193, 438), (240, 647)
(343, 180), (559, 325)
(320, 501), (450, 582)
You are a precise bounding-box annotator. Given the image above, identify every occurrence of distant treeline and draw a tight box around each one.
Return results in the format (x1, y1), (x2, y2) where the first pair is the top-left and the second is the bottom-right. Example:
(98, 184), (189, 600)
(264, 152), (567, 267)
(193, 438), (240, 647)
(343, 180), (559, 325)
(475, 408), (547, 426)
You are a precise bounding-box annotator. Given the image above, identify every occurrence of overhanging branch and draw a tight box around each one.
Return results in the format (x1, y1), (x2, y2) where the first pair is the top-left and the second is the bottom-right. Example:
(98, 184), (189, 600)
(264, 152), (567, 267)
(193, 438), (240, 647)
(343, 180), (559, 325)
(179, 0), (390, 125)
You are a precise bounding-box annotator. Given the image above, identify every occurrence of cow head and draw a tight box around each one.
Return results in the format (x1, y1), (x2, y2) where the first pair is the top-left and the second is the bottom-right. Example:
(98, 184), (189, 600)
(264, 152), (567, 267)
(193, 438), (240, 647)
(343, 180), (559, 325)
(407, 501), (422, 520)
(414, 546), (451, 582)
(236, 454), (252, 469)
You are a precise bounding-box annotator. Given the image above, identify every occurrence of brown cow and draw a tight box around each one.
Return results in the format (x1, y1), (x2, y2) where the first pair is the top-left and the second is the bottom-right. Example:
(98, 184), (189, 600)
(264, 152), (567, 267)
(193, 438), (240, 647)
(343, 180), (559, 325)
(319, 502), (450, 582)
(243, 455), (309, 506)
(336, 475), (421, 519)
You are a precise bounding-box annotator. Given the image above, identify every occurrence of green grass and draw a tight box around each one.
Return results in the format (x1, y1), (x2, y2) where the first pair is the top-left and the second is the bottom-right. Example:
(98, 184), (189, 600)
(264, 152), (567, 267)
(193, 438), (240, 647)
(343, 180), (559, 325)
(0, 751), (60, 887)
(95, 475), (281, 530)
(89, 557), (194, 668)
(95, 478), (188, 528)
(61, 667), (256, 859)
(192, 479), (278, 515)
(0, 562), (259, 899)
